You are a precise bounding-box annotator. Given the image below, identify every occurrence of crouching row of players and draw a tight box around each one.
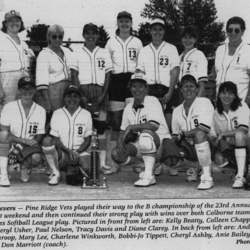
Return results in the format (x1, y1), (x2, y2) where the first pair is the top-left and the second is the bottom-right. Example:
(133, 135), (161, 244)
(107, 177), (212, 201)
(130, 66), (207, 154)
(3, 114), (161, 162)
(0, 77), (92, 187)
(0, 74), (249, 191)
(112, 74), (250, 190)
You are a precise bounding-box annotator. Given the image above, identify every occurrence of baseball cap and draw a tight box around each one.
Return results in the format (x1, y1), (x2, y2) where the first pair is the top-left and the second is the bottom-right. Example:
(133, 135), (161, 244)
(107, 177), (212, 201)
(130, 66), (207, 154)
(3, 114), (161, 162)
(180, 74), (199, 87)
(117, 11), (132, 19)
(83, 23), (98, 34)
(63, 85), (81, 96)
(130, 73), (147, 84)
(18, 77), (36, 89)
(150, 19), (165, 27)
(5, 10), (22, 21)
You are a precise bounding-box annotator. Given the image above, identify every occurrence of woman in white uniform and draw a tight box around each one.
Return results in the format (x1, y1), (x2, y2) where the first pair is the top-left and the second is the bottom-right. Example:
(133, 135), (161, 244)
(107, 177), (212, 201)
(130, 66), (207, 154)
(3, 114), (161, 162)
(0, 10), (34, 113)
(105, 11), (143, 141)
(179, 26), (208, 97)
(213, 17), (250, 106)
(36, 25), (77, 116)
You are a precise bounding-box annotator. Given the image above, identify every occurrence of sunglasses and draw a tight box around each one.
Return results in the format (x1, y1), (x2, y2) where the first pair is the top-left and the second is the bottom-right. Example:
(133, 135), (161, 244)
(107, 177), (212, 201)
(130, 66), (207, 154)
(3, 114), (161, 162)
(227, 28), (240, 34)
(51, 35), (63, 40)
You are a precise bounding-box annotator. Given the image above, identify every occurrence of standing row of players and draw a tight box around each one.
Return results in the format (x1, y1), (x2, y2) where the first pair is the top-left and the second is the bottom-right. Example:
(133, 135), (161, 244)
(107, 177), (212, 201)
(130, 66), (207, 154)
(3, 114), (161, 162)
(0, 10), (249, 190)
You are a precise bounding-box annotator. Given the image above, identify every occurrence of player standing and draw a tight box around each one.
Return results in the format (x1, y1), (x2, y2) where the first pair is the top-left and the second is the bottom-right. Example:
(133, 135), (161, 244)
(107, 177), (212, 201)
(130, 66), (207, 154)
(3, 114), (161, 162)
(42, 85), (93, 185)
(161, 74), (215, 190)
(0, 10), (35, 113)
(111, 73), (171, 187)
(211, 81), (250, 189)
(105, 11), (143, 143)
(71, 23), (113, 174)
(179, 26), (208, 97)
(136, 19), (180, 130)
(0, 77), (45, 187)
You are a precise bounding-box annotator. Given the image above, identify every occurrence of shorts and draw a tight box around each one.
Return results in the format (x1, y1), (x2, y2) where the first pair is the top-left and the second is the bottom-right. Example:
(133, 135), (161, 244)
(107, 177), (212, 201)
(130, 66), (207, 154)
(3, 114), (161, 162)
(108, 73), (133, 102)
(49, 80), (71, 111)
(147, 84), (181, 113)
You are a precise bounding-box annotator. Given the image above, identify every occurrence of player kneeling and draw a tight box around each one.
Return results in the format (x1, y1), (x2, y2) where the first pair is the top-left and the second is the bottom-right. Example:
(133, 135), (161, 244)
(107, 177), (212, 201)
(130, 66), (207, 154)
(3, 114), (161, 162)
(161, 74), (215, 190)
(111, 73), (171, 187)
(42, 85), (92, 185)
(212, 81), (250, 189)
(0, 77), (46, 187)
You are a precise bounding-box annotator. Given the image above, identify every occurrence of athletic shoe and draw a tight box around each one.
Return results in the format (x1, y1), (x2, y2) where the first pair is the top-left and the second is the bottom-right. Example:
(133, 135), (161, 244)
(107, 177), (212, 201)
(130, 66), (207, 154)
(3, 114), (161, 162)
(186, 164), (200, 182)
(168, 168), (179, 176)
(0, 174), (10, 187)
(20, 167), (32, 182)
(232, 176), (245, 189)
(109, 164), (121, 174)
(48, 173), (61, 185)
(197, 175), (214, 190)
(134, 173), (156, 187)
(101, 168), (113, 175)
(154, 163), (163, 176)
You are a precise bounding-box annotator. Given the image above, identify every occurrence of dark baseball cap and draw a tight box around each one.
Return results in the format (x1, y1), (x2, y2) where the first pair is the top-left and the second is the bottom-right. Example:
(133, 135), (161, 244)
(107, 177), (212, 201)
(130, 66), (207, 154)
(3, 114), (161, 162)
(18, 76), (36, 89)
(83, 23), (98, 34)
(64, 85), (81, 96)
(180, 74), (199, 87)
(117, 11), (132, 19)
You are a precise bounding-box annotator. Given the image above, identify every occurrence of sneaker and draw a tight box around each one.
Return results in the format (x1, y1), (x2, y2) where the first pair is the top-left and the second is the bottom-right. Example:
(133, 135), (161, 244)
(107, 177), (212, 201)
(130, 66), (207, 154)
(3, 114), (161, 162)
(186, 164), (200, 182)
(197, 175), (214, 190)
(154, 163), (163, 176)
(168, 168), (179, 176)
(134, 173), (156, 187)
(20, 167), (32, 182)
(232, 176), (245, 189)
(110, 164), (121, 174)
(48, 173), (61, 185)
(0, 174), (10, 187)
(101, 168), (113, 175)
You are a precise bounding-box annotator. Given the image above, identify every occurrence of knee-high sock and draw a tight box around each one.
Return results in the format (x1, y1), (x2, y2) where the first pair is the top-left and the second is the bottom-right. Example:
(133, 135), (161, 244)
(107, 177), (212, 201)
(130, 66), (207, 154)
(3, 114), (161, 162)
(42, 145), (59, 175)
(0, 143), (9, 175)
(142, 154), (156, 176)
(195, 141), (212, 177)
(235, 147), (246, 177)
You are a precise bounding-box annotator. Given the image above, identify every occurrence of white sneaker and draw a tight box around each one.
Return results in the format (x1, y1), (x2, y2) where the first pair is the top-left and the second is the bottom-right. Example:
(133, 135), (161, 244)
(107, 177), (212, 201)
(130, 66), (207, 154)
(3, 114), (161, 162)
(48, 173), (61, 185)
(0, 174), (10, 187)
(232, 176), (245, 189)
(197, 175), (214, 190)
(20, 167), (32, 182)
(154, 163), (163, 176)
(134, 173), (156, 187)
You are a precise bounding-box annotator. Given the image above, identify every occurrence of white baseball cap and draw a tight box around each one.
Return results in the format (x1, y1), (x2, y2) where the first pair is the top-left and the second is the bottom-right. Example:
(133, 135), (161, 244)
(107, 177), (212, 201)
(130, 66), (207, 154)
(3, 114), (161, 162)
(150, 19), (165, 27)
(130, 73), (147, 84)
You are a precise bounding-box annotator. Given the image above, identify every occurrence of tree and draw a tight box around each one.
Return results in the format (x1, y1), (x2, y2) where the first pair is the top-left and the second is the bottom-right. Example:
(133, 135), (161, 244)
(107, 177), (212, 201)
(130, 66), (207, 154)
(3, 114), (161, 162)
(138, 0), (226, 57)
(97, 25), (110, 48)
(27, 24), (49, 45)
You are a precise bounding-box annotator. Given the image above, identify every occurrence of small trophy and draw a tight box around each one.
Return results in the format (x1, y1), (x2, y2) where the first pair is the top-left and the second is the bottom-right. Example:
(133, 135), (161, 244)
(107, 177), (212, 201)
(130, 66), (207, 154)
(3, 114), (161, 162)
(81, 129), (108, 189)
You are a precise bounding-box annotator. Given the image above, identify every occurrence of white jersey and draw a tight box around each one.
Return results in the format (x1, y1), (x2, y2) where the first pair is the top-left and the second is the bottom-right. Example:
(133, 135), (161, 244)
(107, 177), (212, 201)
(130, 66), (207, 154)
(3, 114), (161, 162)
(215, 42), (250, 100)
(1, 100), (46, 139)
(121, 95), (171, 141)
(137, 41), (179, 86)
(0, 33), (34, 73)
(50, 107), (93, 150)
(179, 48), (208, 82)
(73, 46), (113, 86)
(172, 97), (214, 136)
(212, 101), (250, 137)
(105, 36), (143, 74)
(36, 46), (77, 91)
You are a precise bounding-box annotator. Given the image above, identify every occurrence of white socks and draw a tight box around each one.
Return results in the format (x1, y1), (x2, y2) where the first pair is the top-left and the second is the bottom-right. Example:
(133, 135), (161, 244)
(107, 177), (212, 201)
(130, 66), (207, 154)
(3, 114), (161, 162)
(235, 147), (246, 177)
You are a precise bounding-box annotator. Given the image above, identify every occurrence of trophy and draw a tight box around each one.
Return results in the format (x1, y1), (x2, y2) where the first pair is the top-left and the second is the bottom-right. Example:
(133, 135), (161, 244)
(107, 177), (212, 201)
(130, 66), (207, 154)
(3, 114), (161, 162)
(81, 129), (108, 189)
